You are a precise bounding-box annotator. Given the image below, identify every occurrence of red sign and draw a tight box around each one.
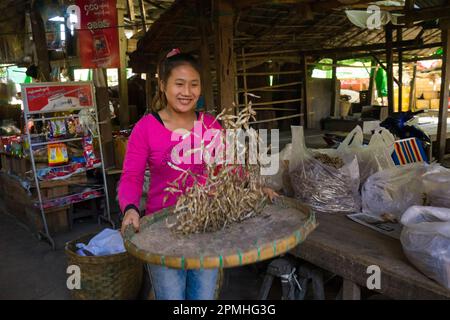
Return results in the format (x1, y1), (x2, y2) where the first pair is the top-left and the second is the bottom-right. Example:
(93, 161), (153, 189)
(22, 83), (94, 113)
(77, 0), (120, 68)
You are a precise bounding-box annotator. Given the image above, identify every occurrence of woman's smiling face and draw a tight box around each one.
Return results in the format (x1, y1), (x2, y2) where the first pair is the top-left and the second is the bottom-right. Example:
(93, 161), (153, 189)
(162, 64), (201, 113)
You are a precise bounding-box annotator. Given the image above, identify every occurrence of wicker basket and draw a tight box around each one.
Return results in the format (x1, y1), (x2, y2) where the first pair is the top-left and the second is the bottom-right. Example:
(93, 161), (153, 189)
(65, 233), (143, 300)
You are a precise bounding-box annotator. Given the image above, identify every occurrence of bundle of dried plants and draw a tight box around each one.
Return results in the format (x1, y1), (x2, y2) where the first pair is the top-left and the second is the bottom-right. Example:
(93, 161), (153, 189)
(164, 102), (267, 235)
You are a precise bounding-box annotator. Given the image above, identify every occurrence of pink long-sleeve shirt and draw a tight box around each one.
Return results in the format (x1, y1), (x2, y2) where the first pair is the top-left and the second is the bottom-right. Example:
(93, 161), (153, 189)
(118, 112), (223, 215)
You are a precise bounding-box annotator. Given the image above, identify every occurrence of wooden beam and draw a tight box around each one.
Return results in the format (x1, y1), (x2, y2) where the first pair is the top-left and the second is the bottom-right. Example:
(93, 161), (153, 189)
(303, 39), (419, 56)
(138, 0), (148, 32)
(409, 63), (417, 111)
(437, 22), (450, 162)
(367, 60), (376, 105)
(330, 56), (337, 117)
(398, 5), (450, 25)
(30, 4), (51, 81)
(386, 24), (395, 115)
(301, 54), (308, 128)
(93, 69), (115, 168)
(371, 54), (400, 87)
(197, 0), (214, 111)
(118, 0), (130, 128)
(145, 73), (153, 112)
(127, 0), (136, 32)
(214, 0), (236, 113)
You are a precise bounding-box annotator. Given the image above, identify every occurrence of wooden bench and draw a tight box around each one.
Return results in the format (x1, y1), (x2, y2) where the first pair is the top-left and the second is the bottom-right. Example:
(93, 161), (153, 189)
(290, 212), (450, 300)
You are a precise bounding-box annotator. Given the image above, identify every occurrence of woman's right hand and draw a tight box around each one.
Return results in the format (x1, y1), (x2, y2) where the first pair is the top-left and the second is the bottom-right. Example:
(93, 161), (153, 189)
(121, 209), (140, 235)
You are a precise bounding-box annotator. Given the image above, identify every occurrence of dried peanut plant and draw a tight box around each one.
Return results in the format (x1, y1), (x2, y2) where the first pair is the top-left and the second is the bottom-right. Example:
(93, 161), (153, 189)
(164, 101), (268, 235)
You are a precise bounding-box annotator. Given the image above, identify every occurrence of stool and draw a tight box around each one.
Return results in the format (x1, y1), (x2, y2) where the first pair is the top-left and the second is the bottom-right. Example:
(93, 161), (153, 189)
(258, 257), (304, 300)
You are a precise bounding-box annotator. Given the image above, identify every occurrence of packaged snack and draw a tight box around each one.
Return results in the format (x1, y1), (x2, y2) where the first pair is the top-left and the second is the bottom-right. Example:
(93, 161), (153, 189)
(48, 143), (69, 166)
(83, 135), (98, 168)
(48, 120), (67, 138)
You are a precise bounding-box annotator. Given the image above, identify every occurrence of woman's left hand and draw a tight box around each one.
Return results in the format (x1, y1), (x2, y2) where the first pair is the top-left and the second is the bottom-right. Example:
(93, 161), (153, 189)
(262, 187), (280, 203)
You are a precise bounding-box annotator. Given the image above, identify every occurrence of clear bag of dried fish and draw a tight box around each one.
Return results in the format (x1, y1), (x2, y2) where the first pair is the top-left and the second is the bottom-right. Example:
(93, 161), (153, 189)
(288, 126), (361, 214)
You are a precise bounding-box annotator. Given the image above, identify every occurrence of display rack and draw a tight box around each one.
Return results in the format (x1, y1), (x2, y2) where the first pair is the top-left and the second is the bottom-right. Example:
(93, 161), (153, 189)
(21, 82), (113, 249)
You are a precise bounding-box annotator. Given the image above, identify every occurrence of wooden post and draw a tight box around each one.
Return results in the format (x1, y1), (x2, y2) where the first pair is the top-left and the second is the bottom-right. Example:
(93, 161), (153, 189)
(30, 4), (51, 81)
(330, 56), (337, 117)
(409, 63), (417, 111)
(301, 54), (308, 128)
(437, 21), (450, 162)
(242, 48), (249, 109)
(198, 0), (214, 111)
(138, 0), (148, 32)
(385, 23), (395, 114)
(145, 73), (153, 112)
(214, 0), (235, 113)
(127, 0), (137, 32)
(118, 0), (129, 129)
(93, 69), (115, 168)
(367, 60), (377, 105)
(398, 27), (403, 112)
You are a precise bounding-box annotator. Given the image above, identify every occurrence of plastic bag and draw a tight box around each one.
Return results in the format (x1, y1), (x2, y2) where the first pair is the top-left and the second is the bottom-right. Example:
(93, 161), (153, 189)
(76, 228), (126, 256)
(400, 205), (450, 289)
(361, 163), (428, 219)
(262, 143), (292, 192)
(423, 165), (450, 208)
(289, 126), (361, 213)
(338, 126), (395, 186)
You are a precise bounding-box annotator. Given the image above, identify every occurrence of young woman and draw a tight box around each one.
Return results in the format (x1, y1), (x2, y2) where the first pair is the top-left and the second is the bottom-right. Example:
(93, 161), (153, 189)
(118, 50), (277, 300)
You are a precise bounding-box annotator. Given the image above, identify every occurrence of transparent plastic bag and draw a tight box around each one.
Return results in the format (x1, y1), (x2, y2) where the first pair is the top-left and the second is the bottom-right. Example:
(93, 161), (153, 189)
(423, 165), (450, 208)
(338, 126), (395, 186)
(76, 228), (126, 256)
(262, 143), (292, 192)
(361, 163), (428, 219)
(400, 206), (450, 289)
(289, 126), (361, 213)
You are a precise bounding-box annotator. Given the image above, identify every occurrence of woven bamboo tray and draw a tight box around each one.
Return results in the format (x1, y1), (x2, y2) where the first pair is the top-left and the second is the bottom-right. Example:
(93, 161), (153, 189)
(123, 196), (317, 269)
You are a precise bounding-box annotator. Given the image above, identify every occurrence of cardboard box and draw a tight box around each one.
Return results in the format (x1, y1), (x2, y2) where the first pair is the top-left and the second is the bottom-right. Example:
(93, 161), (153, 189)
(423, 91), (439, 100)
(416, 99), (430, 109)
(430, 99), (440, 109)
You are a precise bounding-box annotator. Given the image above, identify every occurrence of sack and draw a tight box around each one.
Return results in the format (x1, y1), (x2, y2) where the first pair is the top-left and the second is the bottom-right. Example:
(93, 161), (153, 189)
(400, 206), (450, 289)
(76, 228), (126, 256)
(289, 126), (361, 213)
(361, 163), (428, 219)
(423, 165), (450, 208)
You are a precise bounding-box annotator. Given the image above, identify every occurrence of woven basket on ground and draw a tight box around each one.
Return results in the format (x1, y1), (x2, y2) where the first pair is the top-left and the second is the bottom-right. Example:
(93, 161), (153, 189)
(65, 233), (143, 300)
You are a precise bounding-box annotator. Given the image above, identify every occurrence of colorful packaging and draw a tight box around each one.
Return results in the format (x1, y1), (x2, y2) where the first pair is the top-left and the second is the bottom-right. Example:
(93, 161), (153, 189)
(48, 120), (67, 138)
(47, 143), (69, 166)
(83, 135), (97, 168)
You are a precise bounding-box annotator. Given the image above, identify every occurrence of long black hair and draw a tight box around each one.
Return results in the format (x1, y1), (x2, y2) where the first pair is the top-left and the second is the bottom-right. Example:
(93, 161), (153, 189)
(150, 52), (202, 112)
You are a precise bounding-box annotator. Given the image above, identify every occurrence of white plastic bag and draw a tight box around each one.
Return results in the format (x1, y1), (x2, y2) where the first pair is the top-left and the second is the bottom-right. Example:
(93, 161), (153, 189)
(423, 164), (450, 208)
(289, 126), (361, 213)
(338, 126), (395, 186)
(361, 163), (428, 219)
(76, 228), (126, 256)
(400, 205), (450, 289)
(262, 143), (292, 192)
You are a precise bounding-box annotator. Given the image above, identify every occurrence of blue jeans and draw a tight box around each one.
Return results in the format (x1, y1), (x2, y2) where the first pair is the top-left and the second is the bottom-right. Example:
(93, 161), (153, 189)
(146, 264), (219, 300)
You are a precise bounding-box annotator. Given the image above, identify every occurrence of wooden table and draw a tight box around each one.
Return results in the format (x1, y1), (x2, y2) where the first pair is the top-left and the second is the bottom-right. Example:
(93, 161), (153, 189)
(290, 212), (450, 300)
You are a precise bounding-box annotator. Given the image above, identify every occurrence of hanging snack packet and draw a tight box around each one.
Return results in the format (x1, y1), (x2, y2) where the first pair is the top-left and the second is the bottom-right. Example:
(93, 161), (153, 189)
(48, 143), (69, 166)
(48, 120), (67, 138)
(83, 135), (97, 168)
